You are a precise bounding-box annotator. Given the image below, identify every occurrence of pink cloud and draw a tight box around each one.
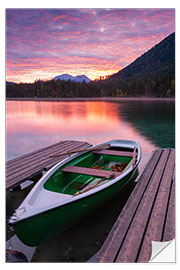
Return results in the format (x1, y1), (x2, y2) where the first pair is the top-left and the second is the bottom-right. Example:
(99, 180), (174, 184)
(6, 9), (175, 83)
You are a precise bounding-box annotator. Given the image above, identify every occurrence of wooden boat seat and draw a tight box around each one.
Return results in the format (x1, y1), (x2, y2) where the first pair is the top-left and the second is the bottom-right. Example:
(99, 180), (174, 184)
(62, 166), (121, 178)
(92, 149), (134, 157)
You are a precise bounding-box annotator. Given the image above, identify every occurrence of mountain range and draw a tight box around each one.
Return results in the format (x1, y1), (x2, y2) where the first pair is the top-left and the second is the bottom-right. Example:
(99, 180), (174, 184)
(54, 74), (91, 83)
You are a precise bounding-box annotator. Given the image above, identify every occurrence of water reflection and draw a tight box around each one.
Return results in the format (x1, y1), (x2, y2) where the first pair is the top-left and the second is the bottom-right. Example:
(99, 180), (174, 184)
(118, 100), (175, 148)
(6, 100), (174, 171)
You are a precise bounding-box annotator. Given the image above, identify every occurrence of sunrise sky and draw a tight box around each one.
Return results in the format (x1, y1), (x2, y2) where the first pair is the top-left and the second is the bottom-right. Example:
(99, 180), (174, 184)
(6, 8), (175, 83)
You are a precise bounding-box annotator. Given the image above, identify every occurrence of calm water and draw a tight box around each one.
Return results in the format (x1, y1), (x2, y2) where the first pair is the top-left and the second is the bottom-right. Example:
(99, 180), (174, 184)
(6, 99), (175, 171)
(6, 99), (175, 261)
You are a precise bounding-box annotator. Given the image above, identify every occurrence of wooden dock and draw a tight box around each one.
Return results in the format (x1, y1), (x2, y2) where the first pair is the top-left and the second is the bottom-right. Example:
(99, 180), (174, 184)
(94, 148), (175, 263)
(6, 143), (175, 262)
(6, 140), (91, 190)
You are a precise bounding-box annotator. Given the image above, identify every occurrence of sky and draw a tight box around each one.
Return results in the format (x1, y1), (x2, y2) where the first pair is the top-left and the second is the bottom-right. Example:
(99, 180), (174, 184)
(6, 8), (175, 83)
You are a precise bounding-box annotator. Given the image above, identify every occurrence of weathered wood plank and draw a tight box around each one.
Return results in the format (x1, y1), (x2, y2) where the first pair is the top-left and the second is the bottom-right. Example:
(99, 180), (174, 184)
(93, 149), (134, 157)
(6, 140), (91, 190)
(94, 149), (163, 262)
(6, 140), (67, 165)
(115, 149), (170, 262)
(6, 141), (67, 172)
(162, 166), (175, 241)
(137, 149), (175, 262)
(6, 140), (88, 176)
(6, 141), (89, 184)
(94, 149), (175, 263)
(62, 165), (121, 178)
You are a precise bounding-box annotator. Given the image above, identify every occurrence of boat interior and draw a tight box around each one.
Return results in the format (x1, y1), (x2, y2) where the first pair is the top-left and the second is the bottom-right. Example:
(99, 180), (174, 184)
(44, 147), (136, 196)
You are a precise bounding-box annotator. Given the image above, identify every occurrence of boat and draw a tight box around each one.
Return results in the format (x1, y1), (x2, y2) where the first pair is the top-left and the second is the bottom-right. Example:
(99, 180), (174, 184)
(9, 139), (141, 246)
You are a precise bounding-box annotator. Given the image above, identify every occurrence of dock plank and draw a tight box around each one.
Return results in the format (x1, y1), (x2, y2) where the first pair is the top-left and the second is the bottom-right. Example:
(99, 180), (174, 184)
(6, 140), (86, 176)
(137, 149), (174, 262)
(94, 148), (175, 263)
(94, 149), (163, 262)
(116, 149), (170, 262)
(6, 140), (91, 190)
(162, 166), (175, 241)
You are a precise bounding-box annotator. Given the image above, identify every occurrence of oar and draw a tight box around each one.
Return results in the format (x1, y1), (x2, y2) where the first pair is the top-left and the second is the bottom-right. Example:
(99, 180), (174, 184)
(73, 173), (115, 196)
(49, 143), (110, 158)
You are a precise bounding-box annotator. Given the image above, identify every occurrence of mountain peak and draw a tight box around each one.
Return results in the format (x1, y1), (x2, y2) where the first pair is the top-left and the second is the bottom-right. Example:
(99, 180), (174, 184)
(54, 74), (91, 83)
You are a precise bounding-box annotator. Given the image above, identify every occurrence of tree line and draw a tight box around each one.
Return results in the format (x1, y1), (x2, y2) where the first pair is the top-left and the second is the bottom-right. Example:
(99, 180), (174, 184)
(97, 72), (175, 97)
(6, 73), (175, 99)
(6, 79), (101, 98)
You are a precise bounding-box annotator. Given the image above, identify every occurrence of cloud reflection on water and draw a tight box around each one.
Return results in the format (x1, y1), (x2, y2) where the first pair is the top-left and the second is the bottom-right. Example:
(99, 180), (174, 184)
(6, 100), (157, 170)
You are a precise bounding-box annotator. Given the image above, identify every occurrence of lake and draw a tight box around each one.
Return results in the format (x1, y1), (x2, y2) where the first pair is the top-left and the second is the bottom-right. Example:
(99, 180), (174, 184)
(6, 98), (175, 171)
(6, 98), (175, 262)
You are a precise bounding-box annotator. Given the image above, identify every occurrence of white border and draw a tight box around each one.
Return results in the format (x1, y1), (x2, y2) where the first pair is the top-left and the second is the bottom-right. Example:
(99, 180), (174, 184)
(1, 1), (178, 268)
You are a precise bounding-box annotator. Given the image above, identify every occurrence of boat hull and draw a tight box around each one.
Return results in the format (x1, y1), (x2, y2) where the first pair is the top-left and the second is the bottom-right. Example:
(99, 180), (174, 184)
(10, 139), (141, 246)
(14, 168), (137, 246)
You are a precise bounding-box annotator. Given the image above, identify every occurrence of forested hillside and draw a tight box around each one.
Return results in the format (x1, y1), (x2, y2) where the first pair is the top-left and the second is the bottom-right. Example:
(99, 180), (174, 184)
(97, 32), (175, 97)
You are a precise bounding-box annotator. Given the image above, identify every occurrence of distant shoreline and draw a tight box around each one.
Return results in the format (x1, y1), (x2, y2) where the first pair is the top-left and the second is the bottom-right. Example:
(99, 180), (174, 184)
(6, 97), (175, 102)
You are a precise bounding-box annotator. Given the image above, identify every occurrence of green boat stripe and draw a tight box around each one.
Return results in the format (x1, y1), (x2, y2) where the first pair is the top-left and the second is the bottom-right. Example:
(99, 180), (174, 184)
(11, 166), (137, 226)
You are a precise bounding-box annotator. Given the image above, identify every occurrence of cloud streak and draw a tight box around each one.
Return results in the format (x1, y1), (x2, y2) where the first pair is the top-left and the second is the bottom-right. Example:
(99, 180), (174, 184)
(6, 8), (175, 83)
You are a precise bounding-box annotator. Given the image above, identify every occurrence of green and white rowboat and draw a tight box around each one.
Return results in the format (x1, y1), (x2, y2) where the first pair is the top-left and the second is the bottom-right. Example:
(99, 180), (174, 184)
(9, 139), (141, 246)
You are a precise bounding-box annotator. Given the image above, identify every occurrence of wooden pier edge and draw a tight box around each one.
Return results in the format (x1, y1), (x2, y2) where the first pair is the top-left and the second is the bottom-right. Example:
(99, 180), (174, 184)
(93, 148), (175, 263)
(6, 140), (91, 190)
